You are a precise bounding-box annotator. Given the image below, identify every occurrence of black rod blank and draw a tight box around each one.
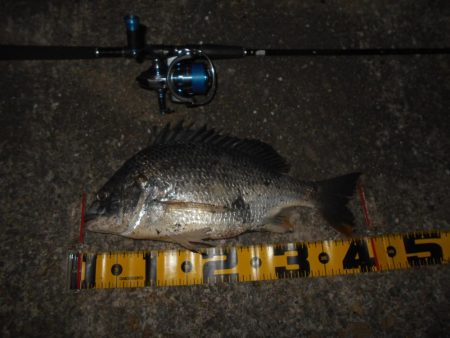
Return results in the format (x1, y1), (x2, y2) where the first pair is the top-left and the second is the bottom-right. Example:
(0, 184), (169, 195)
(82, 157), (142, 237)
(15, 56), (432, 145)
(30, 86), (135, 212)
(1, 45), (450, 61)
(246, 48), (450, 56)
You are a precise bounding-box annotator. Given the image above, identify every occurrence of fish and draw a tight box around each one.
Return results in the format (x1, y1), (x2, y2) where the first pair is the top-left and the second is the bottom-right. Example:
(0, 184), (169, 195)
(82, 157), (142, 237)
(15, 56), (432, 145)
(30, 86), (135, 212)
(86, 122), (361, 250)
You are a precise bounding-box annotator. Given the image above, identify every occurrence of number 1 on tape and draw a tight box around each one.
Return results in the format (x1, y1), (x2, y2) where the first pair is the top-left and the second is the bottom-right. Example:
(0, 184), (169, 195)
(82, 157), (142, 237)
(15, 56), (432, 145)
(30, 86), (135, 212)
(68, 230), (449, 289)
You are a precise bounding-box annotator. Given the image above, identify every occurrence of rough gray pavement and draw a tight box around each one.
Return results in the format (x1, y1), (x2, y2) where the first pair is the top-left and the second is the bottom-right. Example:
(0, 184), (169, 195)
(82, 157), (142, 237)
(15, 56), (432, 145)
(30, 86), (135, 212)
(1, 1), (449, 337)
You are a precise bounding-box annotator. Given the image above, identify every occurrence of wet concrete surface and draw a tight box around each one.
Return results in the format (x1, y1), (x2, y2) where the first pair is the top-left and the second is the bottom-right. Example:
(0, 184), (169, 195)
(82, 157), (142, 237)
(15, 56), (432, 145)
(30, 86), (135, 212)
(1, 1), (449, 337)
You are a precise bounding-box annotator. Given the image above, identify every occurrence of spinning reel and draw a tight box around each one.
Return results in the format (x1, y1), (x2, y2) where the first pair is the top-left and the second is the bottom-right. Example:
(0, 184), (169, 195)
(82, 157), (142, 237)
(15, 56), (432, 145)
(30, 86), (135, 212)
(124, 16), (218, 114)
(136, 48), (216, 114)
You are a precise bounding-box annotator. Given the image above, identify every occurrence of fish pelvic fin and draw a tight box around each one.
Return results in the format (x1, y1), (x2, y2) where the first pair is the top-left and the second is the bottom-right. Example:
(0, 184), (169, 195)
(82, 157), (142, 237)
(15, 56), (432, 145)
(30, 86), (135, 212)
(167, 227), (213, 251)
(316, 172), (362, 235)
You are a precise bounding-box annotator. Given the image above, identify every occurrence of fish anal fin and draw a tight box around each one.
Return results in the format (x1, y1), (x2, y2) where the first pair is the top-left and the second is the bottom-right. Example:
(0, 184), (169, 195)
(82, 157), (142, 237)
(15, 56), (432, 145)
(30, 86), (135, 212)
(262, 207), (296, 233)
(168, 227), (213, 251)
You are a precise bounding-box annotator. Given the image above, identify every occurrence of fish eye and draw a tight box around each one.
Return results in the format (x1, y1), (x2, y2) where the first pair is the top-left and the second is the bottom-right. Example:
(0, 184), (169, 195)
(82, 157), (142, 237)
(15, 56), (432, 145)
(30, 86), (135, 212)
(97, 191), (109, 201)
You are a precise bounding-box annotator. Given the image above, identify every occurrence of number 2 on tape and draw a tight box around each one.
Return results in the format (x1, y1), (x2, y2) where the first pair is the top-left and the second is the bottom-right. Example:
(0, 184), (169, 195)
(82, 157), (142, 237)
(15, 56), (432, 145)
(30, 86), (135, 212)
(69, 230), (450, 289)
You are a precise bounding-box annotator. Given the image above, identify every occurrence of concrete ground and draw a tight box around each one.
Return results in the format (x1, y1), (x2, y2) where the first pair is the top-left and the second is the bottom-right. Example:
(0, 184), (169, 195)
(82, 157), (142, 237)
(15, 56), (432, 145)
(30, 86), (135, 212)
(1, 1), (449, 337)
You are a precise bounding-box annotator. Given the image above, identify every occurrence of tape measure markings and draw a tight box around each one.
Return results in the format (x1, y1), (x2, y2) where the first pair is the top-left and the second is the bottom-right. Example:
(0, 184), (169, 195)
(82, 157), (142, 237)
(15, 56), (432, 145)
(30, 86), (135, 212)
(68, 230), (449, 289)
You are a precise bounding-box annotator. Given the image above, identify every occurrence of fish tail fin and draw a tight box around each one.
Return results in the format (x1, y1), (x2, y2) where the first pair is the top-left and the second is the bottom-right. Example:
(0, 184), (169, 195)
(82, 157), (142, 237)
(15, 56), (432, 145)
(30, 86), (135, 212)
(316, 172), (361, 235)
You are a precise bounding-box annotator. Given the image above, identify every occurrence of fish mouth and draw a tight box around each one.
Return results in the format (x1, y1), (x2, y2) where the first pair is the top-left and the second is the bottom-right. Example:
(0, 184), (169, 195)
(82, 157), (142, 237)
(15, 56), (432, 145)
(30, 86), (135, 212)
(85, 217), (117, 234)
(84, 211), (98, 223)
(84, 201), (106, 231)
(85, 199), (104, 219)
(84, 203), (127, 235)
(85, 222), (114, 234)
(84, 217), (102, 232)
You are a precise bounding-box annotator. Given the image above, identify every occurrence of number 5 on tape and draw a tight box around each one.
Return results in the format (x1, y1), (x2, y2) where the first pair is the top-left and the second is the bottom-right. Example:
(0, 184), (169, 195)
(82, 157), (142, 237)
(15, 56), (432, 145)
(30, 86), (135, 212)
(68, 230), (450, 289)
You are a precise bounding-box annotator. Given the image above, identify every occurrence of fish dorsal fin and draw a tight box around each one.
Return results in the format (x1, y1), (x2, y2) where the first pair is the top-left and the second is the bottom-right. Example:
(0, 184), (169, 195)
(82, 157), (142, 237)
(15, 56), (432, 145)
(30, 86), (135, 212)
(150, 122), (290, 173)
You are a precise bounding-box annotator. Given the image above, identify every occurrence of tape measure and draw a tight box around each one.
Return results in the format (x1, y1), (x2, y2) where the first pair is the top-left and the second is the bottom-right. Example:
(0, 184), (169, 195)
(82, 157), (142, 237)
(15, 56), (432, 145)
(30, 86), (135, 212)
(68, 230), (449, 289)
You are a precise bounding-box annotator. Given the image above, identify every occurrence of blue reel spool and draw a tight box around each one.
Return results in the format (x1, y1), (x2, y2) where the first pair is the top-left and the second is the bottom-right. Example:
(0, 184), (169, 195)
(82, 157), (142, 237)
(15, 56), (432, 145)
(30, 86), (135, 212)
(172, 62), (210, 96)
(167, 49), (216, 105)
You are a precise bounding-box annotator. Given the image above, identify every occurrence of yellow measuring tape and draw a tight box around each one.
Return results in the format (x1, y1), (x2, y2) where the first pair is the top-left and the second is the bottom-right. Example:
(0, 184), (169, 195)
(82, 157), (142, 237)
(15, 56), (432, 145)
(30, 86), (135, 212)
(68, 230), (449, 289)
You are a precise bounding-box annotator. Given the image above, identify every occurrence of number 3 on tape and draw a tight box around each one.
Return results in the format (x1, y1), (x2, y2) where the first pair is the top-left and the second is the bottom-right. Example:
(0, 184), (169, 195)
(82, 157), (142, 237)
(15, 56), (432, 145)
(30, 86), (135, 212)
(68, 230), (450, 289)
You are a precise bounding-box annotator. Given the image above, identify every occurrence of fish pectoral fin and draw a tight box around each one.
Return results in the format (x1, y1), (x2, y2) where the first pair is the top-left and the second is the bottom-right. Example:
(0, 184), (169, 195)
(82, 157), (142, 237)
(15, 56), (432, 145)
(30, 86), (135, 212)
(163, 201), (227, 213)
(262, 207), (297, 233)
(168, 227), (213, 251)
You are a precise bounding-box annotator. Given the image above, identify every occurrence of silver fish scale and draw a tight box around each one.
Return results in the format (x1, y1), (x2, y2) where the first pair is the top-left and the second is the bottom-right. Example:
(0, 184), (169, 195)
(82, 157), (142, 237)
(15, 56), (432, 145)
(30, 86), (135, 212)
(130, 142), (315, 238)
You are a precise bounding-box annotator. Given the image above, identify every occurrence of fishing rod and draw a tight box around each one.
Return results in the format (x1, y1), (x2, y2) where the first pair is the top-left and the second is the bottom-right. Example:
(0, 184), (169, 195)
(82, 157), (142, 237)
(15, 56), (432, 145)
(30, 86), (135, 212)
(1, 15), (449, 114)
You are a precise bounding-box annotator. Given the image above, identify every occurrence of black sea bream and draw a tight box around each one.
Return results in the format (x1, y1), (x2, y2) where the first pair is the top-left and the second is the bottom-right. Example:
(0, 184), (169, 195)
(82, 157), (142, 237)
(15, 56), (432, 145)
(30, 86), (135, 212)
(86, 123), (360, 250)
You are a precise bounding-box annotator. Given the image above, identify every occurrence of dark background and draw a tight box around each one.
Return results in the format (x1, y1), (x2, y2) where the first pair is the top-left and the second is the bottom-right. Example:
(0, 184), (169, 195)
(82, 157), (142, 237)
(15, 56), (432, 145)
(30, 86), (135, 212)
(1, 1), (449, 337)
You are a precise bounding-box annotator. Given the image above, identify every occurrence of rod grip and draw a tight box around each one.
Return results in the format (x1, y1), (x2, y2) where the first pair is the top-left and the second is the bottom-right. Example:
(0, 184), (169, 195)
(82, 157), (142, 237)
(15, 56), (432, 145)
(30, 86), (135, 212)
(0, 45), (99, 60)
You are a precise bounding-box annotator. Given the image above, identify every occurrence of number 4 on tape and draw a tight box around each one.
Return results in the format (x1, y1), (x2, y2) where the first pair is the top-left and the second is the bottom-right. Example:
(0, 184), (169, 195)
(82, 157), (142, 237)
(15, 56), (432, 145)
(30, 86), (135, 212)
(68, 230), (450, 289)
